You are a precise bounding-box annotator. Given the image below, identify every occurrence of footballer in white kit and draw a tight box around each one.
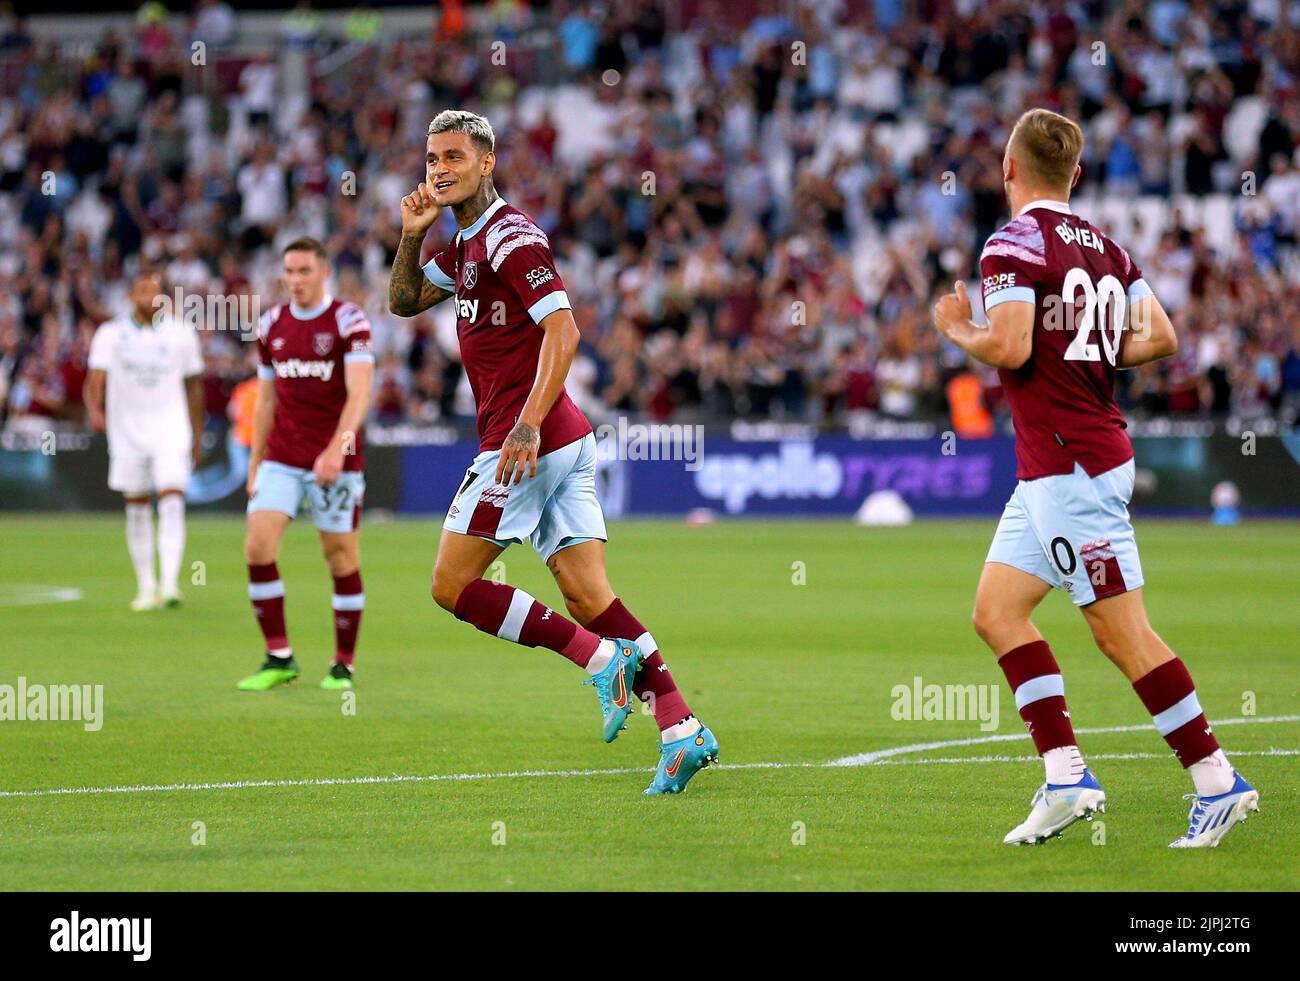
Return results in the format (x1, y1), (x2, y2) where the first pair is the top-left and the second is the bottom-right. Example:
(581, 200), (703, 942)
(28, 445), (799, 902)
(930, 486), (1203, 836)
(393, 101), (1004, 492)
(85, 271), (204, 611)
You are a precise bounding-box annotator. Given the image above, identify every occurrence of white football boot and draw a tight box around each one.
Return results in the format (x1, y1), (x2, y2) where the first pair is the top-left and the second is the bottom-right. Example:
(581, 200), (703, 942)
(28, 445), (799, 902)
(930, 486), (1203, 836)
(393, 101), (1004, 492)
(130, 591), (162, 612)
(1169, 772), (1259, 848)
(1004, 767), (1106, 845)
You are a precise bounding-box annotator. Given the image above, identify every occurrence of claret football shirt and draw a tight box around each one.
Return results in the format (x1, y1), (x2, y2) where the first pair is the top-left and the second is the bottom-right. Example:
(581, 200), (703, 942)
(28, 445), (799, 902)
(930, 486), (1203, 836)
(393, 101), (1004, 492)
(422, 197), (593, 456)
(979, 199), (1153, 480)
(256, 295), (374, 471)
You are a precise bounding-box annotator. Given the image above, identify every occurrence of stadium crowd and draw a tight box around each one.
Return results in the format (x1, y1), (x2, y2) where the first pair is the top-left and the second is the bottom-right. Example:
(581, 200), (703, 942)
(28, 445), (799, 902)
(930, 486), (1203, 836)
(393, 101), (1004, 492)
(2, 0), (1300, 442)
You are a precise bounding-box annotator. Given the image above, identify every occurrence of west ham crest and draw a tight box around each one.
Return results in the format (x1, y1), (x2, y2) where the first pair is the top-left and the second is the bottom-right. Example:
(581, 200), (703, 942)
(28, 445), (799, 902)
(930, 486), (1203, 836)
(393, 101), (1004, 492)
(462, 261), (478, 290)
(313, 331), (333, 356)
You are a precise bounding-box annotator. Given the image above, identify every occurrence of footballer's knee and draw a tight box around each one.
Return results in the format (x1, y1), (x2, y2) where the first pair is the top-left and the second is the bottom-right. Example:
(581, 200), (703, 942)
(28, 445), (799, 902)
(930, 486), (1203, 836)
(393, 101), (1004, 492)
(1088, 620), (1120, 662)
(321, 539), (357, 578)
(1088, 616), (1160, 667)
(561, 593), (604, 627)
(562, 597), (587, 624)
(970, 602), (1000, 645)
(431, 566), (470, 614)
(244, 530), (276, 566)
(971, 603), (1022, 652)
(550, 574), (612, 625)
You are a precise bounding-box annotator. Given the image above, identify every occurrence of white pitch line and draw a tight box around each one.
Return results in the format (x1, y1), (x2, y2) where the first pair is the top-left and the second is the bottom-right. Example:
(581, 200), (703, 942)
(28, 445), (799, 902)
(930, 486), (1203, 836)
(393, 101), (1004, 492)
(1, 715), (1295, 800)
(824, 713), (1300, 767)
(870, 748), (1300, 766)
(0, 585), (83, 607)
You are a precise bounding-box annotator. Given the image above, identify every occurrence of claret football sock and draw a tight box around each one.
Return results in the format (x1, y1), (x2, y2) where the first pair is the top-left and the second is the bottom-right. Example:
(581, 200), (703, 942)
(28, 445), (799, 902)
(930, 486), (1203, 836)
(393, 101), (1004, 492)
(453, 579), (601, 667)
(331, 570), (364, 667)
(125, 502), (157, 596)
(998, 640), (1082, 777)
(1133, 658), (1230, 793)
(248, 562), (289, 654)
(585, 598), (692, 732)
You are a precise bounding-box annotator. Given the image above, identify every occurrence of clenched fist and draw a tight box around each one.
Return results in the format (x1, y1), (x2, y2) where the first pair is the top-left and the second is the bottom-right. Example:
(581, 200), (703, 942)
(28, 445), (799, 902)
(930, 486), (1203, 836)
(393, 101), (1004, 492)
(932, 280), (973, 341)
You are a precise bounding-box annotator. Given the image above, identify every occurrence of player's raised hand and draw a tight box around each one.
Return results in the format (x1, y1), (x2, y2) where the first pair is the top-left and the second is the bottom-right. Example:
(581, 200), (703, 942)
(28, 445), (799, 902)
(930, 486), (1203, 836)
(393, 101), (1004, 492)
(933, 280), (973, 340)
(400, 182), (440, 236)
(495, 421), (540, 486)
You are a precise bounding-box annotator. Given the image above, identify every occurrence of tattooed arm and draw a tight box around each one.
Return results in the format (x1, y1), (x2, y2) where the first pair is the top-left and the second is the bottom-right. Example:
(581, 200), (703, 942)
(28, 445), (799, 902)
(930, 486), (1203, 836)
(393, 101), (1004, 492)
(389, 182), (453, 317)
(494, 308), (581, 485)
(389, 234), (453, 316)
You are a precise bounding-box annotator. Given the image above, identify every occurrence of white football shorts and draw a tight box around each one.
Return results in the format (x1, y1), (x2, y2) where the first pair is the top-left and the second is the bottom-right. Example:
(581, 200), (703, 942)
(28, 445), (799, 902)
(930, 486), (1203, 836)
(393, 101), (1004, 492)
(443, 433), (607, 562)
(247, 459), (365, 533)
(108, 451), (191, 496)
(987, 459), (1144, 606)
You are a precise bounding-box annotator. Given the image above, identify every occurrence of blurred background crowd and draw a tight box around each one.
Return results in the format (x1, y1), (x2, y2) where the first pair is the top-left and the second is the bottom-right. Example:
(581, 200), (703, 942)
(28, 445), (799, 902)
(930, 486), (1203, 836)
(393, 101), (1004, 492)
(2, 0), (1300, 444)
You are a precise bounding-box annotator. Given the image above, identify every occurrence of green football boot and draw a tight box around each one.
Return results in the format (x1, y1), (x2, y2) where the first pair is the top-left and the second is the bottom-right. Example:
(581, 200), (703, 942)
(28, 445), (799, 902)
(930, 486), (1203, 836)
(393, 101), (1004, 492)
(319, 662), (354, 690)
(237, 655), (300, 691)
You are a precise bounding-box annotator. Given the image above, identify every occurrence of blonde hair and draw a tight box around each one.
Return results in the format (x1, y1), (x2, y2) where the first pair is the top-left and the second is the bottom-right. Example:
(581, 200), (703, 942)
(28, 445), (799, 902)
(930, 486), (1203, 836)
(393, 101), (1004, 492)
(1009, 108), (1084, 190)
(428, 109), (495, 154)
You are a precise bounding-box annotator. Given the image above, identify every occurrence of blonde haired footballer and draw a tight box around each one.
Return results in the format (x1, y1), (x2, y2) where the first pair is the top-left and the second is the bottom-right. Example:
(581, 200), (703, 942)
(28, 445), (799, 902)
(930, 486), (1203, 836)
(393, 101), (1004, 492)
(388, 110), (719, 795)
(932, 109), (1260, 848)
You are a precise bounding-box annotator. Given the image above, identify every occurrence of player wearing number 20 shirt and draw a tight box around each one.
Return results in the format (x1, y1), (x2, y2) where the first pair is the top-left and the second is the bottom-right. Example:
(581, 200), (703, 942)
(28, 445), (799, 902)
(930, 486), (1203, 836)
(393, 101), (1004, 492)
(934, 109), (1257, 850)
(980, 199), (1149, 487)
(979, 198), (1152, 605)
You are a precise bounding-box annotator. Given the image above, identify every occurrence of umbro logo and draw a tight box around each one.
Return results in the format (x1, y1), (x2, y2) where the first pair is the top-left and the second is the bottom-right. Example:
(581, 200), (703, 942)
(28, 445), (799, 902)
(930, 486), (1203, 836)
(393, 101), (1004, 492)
(271, 337), (286, 350)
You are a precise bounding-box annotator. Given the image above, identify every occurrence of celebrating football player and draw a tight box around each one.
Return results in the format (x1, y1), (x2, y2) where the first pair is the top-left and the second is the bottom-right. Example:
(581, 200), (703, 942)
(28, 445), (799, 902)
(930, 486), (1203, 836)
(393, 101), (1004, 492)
(933, 109), (1258, 848)
(389, 110), (718, 795)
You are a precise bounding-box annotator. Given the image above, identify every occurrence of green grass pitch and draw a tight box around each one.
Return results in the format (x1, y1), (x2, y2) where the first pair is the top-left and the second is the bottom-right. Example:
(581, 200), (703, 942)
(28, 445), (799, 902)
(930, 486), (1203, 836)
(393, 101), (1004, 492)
(1, 515), (1296, 890)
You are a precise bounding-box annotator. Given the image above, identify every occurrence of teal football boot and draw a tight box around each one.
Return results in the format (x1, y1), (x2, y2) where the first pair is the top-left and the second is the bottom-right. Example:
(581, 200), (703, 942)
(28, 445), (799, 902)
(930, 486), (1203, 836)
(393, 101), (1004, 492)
(644, 724), (719, 795)
(582, 638), (642, 743)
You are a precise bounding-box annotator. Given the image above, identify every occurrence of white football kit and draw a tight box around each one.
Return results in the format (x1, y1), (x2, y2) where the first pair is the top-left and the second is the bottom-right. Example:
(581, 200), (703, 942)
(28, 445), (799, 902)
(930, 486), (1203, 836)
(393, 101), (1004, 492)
(88, 314), (203, 494)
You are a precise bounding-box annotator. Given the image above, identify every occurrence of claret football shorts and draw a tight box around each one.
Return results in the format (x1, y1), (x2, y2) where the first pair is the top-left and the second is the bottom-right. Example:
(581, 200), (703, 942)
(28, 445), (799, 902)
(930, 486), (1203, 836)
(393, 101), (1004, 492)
(444, 432), (607, 562)
(247, 459), (365, 533)
(986, 459), (1144, 607)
